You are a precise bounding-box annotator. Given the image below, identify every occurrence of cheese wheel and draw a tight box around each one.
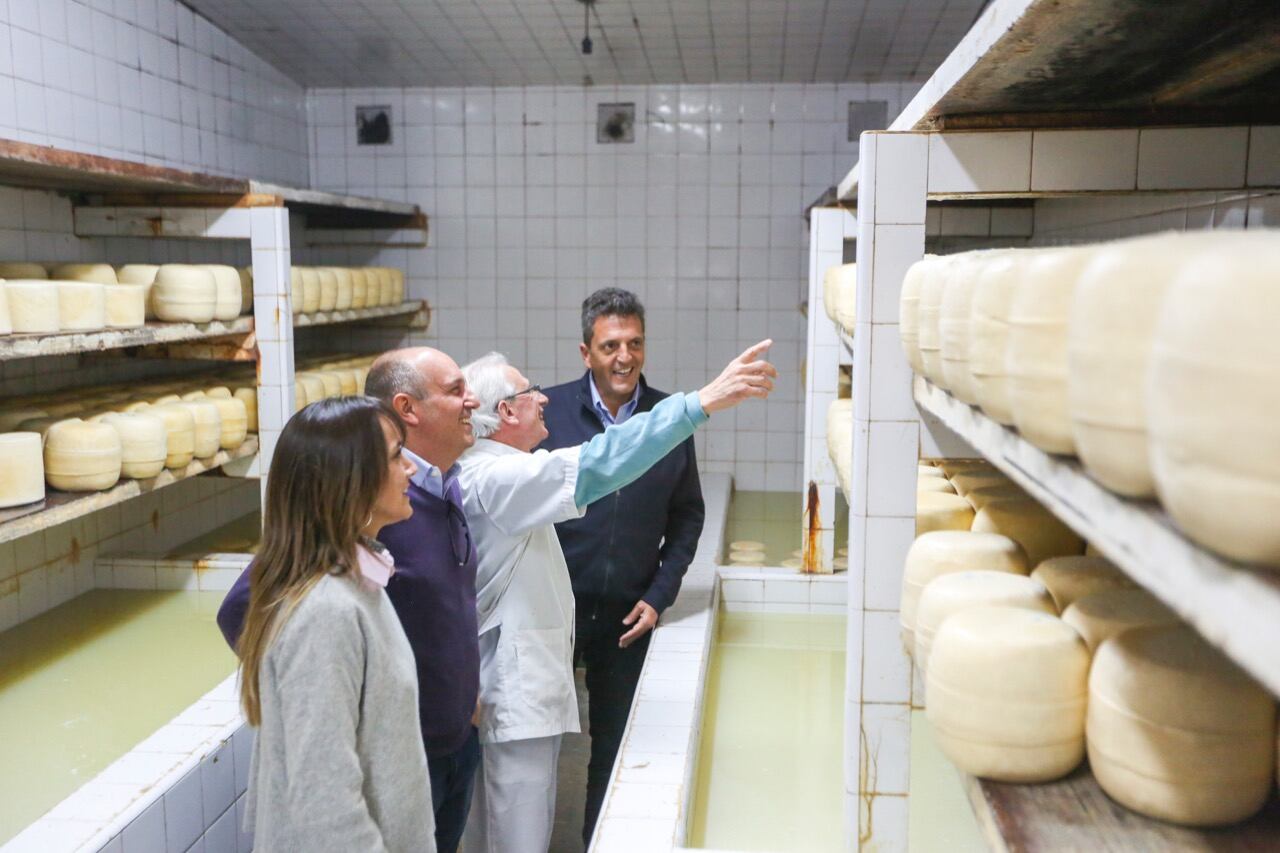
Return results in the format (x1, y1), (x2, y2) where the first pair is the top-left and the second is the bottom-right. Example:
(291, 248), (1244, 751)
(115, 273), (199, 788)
(1061, 588), (1179, 652)
(900, 256), (938, 376)
(232, 387), (258, 432)
(299, 268), (322, 313)
(315, 267), (339, 312)
(367, 267), (388, 307)
(329, 268), (354, 310)
(916, 255), (948, 385)
(152, 394), (181, 405)
(379, 268), (397, 306)
(900, 531), (1028, 655)
(146, 403), (197, 468)
(822, 264), (841, 324)
(939, 251), (991, 404)
(949, 470), (1009, 498)
(335, 370), (359, 396)
(916, 491), (974, 536)
(94, 412), (167, 478)
(350, 268), (370, 309)
(1146, 232), (1280, 567)
(781, 558), (803, 569)
(728, 552), (765, 565)
(0, 407), (49, 432)
(0, 432), (45, 507)
(822, 263), (856, 332)
(204, 396), (248, 450)
(180, 390), (206, 401)
(295, 373), (326, 411)
(1031, 555), (1136, 611)
(917, 477), (956, 495)
(938, 459), (992, 477)
(6, 280), (60, 333)
(238, 267), (253, 315)
(205, 386), (232, 399)
(152, 265), (217, 322)
(315, 371), (343, 399)
(177, 400), (221, 459)
(0, 262), (48, 279)
(914, 570), (1056, 674)
(200, 265), (244, 321)
(826, 399), (853, 496)
(44, 418), (122, 491)
(103, 284), (147, 328)
(116, 264), (159, 285)
(730, 541), (766, 552)
(964, 483), (1028, 511)
(54, 280), (106, 331)
(1007, 247), (1098, 455)
(968, 251), (1026, 425)
(1088, 626), (1275, 826)
(918, 464), (946, 479)
(971, 499), (1083, 567)
(51, 263), (117, 285)
(389, 268), (405, 304)
(289, 267), (304, 314)
(927, 606), (1088, 782)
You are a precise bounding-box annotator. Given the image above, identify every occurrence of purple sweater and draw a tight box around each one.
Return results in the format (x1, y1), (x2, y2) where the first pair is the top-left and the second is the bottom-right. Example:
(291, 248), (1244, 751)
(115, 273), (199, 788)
(216, 481), (480, 758)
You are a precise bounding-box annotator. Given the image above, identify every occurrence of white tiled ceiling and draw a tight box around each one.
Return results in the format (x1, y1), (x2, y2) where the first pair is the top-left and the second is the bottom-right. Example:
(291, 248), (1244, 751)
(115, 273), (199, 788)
(181, 0), (985, 88)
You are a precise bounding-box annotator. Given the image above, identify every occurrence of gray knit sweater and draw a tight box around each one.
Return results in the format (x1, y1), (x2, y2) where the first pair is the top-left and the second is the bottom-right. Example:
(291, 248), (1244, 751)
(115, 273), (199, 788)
(246, 573), (437, 852)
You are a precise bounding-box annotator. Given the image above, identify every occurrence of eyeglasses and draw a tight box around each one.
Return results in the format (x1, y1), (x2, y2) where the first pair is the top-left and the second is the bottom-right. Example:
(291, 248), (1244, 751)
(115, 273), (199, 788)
(501, 384), (541, 402)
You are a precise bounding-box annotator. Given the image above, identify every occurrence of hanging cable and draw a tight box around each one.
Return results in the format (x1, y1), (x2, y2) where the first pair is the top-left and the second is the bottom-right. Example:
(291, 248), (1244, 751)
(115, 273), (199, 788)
(581, 0), (594, 55)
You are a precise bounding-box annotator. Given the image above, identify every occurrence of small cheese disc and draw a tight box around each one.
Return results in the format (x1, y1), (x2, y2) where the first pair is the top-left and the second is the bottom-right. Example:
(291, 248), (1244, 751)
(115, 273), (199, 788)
(927, 605), (1088, 782)
(152, 265), (217, 323)
(1031, 555), (1136, 611)
(730, 541), (766, 552)
(104, 284), (147, 328)
(971, 499), (1083, 567)
(914, 570), (1056, 674)
(55, 280), (107, 331)
(44, 418), (122, 491)
(177, 401), (221, 459)
(327, 268), (354, 310)
(146, 403), (197, 468)
(916, 491), (974, 536)
(1061, 588), (1179, 652)
(6, 280), (60, 333)
(51, 263), (117, 285)
(315, 268), (339, 312)
(0, 262), (48, 279)
(199, 265), (244, 321)
(350, 268), (370, 309)
(1088, 626), (1276, 826)
(900, 531), (1028, 655)
(298, 267), (322, 313)
(94, 412), (168, 478)
(0, 432), (45, 507)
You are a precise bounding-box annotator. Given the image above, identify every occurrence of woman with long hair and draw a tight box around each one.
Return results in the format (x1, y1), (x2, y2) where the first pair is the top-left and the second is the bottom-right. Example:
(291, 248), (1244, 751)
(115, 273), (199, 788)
(237, 396), (436, 852)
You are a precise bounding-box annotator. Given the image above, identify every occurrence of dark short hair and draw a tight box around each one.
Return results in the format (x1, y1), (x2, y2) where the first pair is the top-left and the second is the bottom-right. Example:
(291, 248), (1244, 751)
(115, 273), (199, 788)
(581, 287), (645, 345)
(365, 354), (428, 402)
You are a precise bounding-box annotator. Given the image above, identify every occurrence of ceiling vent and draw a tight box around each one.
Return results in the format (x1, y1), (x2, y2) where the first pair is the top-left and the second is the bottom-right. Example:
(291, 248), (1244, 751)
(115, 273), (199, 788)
(597, 103), (636, 144)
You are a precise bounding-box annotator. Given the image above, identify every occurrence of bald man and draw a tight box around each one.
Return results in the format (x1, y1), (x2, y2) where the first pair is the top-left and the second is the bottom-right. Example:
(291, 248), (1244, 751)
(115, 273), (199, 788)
(217, 348), (484, 853)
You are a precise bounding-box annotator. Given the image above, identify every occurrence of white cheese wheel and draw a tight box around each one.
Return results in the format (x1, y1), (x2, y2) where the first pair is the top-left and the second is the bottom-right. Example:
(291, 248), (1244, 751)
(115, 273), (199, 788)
(295, 373), (326, 411)
(0, 432), (45, 507)
(238, 267), (253, 315)
(315, 267), (339, 312)
(93, 412), (167, 479)
(335, 370), (359, 396)
(350, 268), (370, 309)
(1006, 246), (1097, 455)
(927, 606), (1088, 782)
(206, 396), (248, 450)
(949, 470), (1009, 498)
(915, 570), (1056, 675)
(938, 251), (990, 404)
(916, 255), (949, 385)
(1088, 626), (1275, 826)
(51, 263), (117, 285)
(44, 418), (122, 491)
(380, 268), (397, 306)
(180, 390), (206, 401)
(116, 264), (159, 285)
(1147, 232), (1280, 567)
(177, 400), (221, 459)
(55, 280), (107, 331)
(822, 264), (841, 324)
(152, 265), (217, 323)
(1061, 588), (1179, 652)
(964, 483), (1028, 511)
(289, 267), (304, 314)
(916, 491), (974, 536)
(368, 267), (389, 307)
(6, 280), (61, 333)
(900, 256), (938, 376)
(232, 387), (258, 432)
(1031, 555), (1136, 611)
(146, 403), (197, 468)
(0, 407), (49, 431)
(968, 251), (1026, 425)
(0, 262), (48, 279)
(900, 531), (1028, 655)
(0, 281), (10, 335)
(389, 268), (405, 304)
(104, 284), (147, 328)
(822, 263), (856, 332)
(329, 268), (354, 310)
(299, 268), (322, 314)
(315, 371), (343, 399)
(200, 265), (244, 321)
(917, 477), (956, 495)
(826, 399), (852, 497)
(971, 498), (1083, 567)
(205, 386), (232, 399)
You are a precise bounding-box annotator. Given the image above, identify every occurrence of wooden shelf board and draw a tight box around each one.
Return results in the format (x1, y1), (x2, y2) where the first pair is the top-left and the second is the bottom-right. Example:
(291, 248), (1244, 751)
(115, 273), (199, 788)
(0, 317), (255, 362)
(292, 300), (427, 328)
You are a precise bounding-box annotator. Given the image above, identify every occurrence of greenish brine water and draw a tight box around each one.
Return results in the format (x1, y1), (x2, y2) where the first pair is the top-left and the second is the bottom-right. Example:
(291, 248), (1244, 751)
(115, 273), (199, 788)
(723, 490), (849, 567)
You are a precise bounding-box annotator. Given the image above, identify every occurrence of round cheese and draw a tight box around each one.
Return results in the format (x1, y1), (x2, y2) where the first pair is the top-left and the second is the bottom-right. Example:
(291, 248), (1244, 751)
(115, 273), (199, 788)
(729, 552), (765, 565)
(205, 386), (232, 399)
(1062, 588), (1179, 652)
(918, 477), (956, 495)
(55, 280), (107, 331)
(367, 267), (389, 307)
(1031, 555), (1136, 611)
(971, 499), (1083, 567)
(964, 483), (1029, 511)
(238, 267), (253, 315)
(295, 373), (326, 411)
(781, 558), (804, 569)
(900, 256), (938, 376)
(152, 265), (217, 323)
(1007, 246), (1098, 455)
(389, 268), (406, 304)
(379, 268), (398, 306)
(900, 531), (1028, 655)
(730, 540), (766, 551)
(949, 470), (1009, 498)
(350, 268), (370, 309)
(918, 464), (946, 479)
(146, 404), (197, 468)
(1088, 626), (1275, 826)
(0, 262), (48, 279)
(315, 267), (339, 312)
(914, 570), (1056, 674)
(0, 282), (10, 335)
(329, 268), (354, 310)
(939, 251), (990, 404)
(289, 267), (304, 314)
(917, 255), (948, 385)
(927, 606), (1088, 782)
(103, 284), (147, 328)
(824, 263), (856, 332)
(177, 400), (221, 459)
(93, 412), (167, 479)
(822, 264), (841, 324)
(1146, 233), (1280, 567)
(7, 280), (59, 333)
(315, 371), (343, 399)
(335, 370), (359, 396)
(232, 387), (258, 432)
(116, 264), (159, 286)
(0, 432), (45, 507)
(200, 265), (244, 321)
(299, 268), (322, 314)
(51, 263), (117, 285)
(969, 251), (1026, 425)
(44, 418), (122, 491)
(206, 396), (248, 450)
(916, 491), (974, 536)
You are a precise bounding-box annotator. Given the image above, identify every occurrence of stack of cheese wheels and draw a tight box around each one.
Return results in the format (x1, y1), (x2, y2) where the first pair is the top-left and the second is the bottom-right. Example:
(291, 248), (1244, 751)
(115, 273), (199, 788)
(1088, 626), (1276, 826)
(822, 263), (841, 324)
(146, 403), (197, 468)
(51, 263), (117, 285)
(1007, 246), (1098, 454)
(55, 280), (107, 331)
(900, 531), (1028, 655)
(116, 264), (160, 319)
(900, 255), (938, 376)
(1031, 555), (1136, 611)
(914, 570), (1057, 675)
(971, 498), (1083, 567)
(928, 606), (1089, 782)
(92, 412), (168, 479)
(0, 262), (47, 279)
(938, 251), (989, 405)
(43, 418), (122, 491)
(1147, 231), (1280, 567)
(104, 284), (147, 328)
(0, 281), (10, 334)
(1062, 587), (1179, 652)
(6, 281), (60, 332)
(968, 251), (1025, 425)
(200, 265), (244, 321)
(916, 491), (974, 536)
(826, 399), (853, 496)
(152, 264), (217, 322)
(0, 432), (45, 507)
(916, 254), (949, 386)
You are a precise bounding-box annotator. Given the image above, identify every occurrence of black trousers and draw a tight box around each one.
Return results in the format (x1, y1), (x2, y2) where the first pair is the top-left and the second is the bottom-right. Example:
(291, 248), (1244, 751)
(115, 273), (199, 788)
(575, 602), (653, 847)
(427, 726), (481, 853)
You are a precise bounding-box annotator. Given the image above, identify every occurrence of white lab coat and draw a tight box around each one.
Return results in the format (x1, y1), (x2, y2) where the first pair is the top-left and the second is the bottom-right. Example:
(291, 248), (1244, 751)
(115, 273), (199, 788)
(456, 438), (584, 745)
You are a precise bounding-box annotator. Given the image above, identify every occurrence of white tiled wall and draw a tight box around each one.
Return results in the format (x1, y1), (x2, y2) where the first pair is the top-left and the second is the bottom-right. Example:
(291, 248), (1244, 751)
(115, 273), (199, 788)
(0, 0), (308, 185)
(1030, 190), (1280, 243)
(304, 81), (920, 490)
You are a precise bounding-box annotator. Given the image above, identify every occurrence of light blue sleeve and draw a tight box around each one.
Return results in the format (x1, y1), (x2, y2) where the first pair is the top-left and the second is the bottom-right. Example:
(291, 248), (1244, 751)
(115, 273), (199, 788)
(574, 391), (708, 507)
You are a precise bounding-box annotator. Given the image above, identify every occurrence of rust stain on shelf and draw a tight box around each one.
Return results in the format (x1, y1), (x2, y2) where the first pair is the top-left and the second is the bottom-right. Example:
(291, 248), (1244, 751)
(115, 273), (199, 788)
(803, 480), (822, 573)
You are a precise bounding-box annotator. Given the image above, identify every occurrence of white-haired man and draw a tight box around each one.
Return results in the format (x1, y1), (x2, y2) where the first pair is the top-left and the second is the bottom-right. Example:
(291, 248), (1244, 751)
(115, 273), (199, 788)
(458, 342), (776, 853)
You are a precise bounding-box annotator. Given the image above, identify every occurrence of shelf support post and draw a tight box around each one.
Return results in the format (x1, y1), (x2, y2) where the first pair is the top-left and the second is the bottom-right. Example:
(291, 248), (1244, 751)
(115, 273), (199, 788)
(249, 206), (296, 509)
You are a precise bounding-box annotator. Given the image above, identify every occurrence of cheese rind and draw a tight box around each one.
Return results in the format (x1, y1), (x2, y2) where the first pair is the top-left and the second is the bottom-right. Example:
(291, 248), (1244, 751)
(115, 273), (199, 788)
(939, 251), (991, 404)
(1061, 588), (1179, 652)
(44, 418), (123, 491)
(316, 268), (339, 312)
(200, 265), (244, 320)
(0, 432), (45, 507)
(917, 256), (948, 385)
(94, 412), (168, 478)
(51, 263), (117, 285)
(232, 387), (258, 432)
(969, 252), (1024, 424)
(152, 265), (217, 323)
(914, 570), (1057, 675)
(329, 268), (354, 310)
(179, 400), (222, 459)
(916, 491), (974, 536)
(900, 256), (936, 375)
(55, 280), (107, 331)
(146, 403), (197, 468)
(971, 498), (1083, 567)
(104, 284), (147, 328)
(1031, 555), (1135, 611)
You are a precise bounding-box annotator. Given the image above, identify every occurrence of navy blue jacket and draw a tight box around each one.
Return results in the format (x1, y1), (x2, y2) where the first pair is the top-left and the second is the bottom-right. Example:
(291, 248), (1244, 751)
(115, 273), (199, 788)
(538, 372), (704, 613)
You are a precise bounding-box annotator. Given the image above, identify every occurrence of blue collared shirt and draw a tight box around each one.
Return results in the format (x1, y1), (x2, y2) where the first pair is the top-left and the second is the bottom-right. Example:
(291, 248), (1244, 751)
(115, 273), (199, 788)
(403, 446), (460, 500)
(588, 374), (641, 426)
